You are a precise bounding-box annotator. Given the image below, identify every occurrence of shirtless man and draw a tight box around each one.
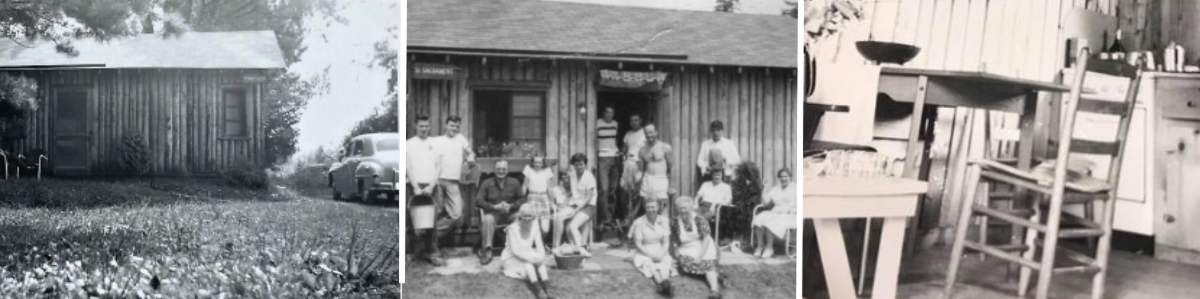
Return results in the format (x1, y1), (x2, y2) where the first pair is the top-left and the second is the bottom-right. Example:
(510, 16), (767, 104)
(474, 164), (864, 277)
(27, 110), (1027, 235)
(637, 124), (673, 214)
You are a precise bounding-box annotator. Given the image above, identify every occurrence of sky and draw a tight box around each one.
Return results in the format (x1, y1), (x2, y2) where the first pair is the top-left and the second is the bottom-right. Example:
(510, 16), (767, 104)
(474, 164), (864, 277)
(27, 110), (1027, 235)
(548, 0), (792, 15)
(289, 0), (396, 160)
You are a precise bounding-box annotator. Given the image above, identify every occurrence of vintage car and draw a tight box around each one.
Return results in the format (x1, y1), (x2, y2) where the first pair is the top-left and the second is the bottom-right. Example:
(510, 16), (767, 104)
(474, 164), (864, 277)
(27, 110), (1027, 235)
(329, 133), (400, 202)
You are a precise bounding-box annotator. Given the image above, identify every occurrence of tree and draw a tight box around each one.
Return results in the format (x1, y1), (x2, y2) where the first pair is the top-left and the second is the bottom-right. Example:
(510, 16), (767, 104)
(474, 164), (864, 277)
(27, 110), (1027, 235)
(715, 0), (738, 13)
(339, 28), (397, 153)
(783, 0), (798, 18)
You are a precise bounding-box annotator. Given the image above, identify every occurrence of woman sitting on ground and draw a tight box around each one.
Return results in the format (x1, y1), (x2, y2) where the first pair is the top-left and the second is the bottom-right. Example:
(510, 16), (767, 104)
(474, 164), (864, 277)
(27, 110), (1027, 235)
(752, 168), (797, 258)
(673, 196), (723, 299)
(629, 198), (676, 296)
(501, 204), (556, 299)
(523, 155), (556, 231)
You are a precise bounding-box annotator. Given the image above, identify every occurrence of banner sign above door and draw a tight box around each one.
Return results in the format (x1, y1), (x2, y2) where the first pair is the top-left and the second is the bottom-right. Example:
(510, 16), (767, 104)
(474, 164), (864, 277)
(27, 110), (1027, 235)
(599, 69), (668, 91)
(411, 63), (466, 80)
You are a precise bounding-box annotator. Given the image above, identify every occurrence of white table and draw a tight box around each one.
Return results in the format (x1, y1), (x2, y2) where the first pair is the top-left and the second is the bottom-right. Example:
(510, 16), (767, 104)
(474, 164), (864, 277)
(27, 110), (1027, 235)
(805, 177), (928, 299)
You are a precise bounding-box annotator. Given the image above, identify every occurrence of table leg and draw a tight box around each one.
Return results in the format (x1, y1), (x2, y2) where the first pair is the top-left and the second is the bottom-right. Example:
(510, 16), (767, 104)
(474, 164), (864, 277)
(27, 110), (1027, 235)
(872, 216), (908, 299)
(813, 218), (856, 299)
(903, 76), (930, 179)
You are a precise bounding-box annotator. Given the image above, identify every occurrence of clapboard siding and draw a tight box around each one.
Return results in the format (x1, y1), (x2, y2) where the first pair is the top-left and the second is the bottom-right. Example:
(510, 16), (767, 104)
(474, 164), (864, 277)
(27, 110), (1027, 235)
(9, 69), (267, 176)
(407, 55), (797, 194)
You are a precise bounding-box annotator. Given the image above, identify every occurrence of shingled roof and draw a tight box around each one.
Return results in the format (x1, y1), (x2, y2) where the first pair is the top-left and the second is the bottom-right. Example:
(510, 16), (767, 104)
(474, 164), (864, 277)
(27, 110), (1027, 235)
(0, 30), (286, 69)
(408, 0), (798, 68)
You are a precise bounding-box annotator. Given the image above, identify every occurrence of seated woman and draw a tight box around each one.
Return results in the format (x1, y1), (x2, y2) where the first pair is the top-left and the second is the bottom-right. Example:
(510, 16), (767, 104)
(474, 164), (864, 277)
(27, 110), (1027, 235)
(553, 153), (597, 256)
(673, 196), (722, 299)
(695, 167), (732, 222)
(501, 204), (555, 299)
(523, 155), (556, 230)
(550, 168), (573, 248)
(628, 199), (676, 296)
(752, 168), (797, 258)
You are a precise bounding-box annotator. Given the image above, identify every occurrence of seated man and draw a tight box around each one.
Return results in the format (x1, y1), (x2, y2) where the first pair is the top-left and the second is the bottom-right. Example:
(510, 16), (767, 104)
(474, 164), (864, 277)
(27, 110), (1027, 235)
(476, 160), (525, 265)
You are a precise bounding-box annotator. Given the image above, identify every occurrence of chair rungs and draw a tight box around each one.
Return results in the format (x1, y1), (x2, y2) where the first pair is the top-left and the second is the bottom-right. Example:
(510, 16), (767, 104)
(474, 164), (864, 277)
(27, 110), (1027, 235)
(1059, 227), (1106, 238)
(1053, 264), (1103, 274)
(963, 241), (1041, 270)
(974, 205), (1045, 232)
(992, 244), (1030, 252)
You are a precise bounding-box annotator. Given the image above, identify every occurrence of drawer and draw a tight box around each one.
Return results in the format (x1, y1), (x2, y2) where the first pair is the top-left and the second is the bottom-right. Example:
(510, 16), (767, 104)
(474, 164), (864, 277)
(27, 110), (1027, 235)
(1157, 79), (1200, 120)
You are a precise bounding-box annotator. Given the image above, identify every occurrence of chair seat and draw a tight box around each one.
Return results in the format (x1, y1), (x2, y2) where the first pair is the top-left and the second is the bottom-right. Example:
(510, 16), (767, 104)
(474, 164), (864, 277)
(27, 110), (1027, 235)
(970, 159), (1112, 193)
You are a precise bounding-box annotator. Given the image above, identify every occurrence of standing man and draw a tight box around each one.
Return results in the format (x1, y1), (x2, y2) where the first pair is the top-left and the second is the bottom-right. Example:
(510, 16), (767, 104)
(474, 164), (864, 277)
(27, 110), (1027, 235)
(638, 123), (673, 217)
(620, 113), (647, 227)
(434, 116), (475, 240)
(696, 120), (741, 183)
(596, 106), (620, 229)
(476, 160), (525, 265)
(406, 115), (444, 266)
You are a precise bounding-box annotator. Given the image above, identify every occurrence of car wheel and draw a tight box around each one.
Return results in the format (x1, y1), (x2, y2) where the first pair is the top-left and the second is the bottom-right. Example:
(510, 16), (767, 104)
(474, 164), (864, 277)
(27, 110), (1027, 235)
(357, 178), (369, 201)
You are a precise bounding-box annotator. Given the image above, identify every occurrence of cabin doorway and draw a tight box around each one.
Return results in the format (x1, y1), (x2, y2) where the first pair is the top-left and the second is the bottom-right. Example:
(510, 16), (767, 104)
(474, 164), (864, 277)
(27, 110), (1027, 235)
(52, 87), (91, 176)
(597, 91), (659, 146)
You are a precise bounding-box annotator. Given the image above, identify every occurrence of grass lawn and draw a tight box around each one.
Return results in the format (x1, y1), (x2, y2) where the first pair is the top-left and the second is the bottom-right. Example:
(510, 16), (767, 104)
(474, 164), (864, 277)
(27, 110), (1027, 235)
(0, 179), (400, 298)
(404, 255), (796, 299)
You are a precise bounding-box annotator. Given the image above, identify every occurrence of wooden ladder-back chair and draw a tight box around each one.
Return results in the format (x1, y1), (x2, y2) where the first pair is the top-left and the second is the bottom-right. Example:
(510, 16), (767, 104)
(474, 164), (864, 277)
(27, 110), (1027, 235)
(944, 46), (1143, 299)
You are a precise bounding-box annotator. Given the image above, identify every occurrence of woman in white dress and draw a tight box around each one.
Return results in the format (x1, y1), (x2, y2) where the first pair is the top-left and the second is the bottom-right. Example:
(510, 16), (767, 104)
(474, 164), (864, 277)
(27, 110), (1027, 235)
(523, 156), (556, 230)
(501, 204), (555, 299)
(628, 198), (676, 295)
(752, 168), (796, 258)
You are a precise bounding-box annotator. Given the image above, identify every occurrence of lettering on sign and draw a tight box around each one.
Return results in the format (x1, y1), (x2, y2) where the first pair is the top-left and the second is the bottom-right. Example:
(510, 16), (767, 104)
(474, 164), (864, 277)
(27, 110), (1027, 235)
(599, 69), (669, 91)
(411, 63), (466, 80)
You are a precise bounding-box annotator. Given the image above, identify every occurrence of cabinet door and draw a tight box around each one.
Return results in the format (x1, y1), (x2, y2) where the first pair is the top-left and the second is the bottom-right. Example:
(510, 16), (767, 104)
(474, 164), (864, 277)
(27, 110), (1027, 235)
(1155, 120), (1200, 251)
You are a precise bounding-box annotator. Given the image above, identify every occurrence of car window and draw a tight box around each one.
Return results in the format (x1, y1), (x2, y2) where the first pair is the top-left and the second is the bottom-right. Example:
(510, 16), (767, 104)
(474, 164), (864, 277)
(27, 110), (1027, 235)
(377, 138), (399, 151)
(352, 140), (365, 156)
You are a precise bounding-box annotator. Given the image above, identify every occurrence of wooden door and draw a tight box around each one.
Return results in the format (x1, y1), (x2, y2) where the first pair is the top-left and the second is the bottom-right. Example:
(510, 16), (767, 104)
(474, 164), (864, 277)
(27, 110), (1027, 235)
(52, 88), (90, 175)
(1155, 119), (1200, 258)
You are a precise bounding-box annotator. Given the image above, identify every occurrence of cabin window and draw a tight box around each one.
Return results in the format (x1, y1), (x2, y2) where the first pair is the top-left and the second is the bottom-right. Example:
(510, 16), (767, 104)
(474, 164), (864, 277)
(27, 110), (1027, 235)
(222, 87), (250, 137)
(473, 90), (545, 158)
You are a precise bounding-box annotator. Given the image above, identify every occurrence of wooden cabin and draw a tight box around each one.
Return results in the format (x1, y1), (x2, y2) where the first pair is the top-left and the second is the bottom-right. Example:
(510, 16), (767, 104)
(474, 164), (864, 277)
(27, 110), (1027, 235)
(407, 0), (799, 193)
(1, 31), (285, 176)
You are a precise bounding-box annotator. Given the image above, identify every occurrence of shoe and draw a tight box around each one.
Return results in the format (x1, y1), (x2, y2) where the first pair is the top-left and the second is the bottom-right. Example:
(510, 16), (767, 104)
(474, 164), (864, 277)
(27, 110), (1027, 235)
(762, 248), (774, 258)
(428, 256), (446, 267)
(707, 292), (721, 299)
(754, 248), (765, 258)
(578, 247), (592, 257)
(661, 281), (674, 297)
(531, 283), (548, 299)
(480, 247), (494, 265)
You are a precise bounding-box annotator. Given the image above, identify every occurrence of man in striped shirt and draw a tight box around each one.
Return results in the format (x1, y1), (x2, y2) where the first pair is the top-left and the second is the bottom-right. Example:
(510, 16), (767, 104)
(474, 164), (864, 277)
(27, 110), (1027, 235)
(596, 106), (620, 227)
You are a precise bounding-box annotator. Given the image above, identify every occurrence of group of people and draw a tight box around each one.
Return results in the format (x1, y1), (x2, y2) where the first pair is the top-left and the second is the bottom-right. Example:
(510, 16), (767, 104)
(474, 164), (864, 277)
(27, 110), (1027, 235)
(406, 109), (797, 299)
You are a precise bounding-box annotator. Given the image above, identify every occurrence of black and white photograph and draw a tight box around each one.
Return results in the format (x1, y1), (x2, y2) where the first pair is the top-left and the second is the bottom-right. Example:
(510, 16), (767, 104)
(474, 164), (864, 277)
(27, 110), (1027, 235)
(804, 0), (1200, 298)
(403, 0), (799, 298)
(0, 0), (401, 298)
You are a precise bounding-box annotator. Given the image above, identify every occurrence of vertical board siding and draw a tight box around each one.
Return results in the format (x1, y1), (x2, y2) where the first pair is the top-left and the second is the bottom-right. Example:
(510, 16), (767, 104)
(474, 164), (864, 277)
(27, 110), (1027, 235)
(11, 69), (265, 176)
(407, 54), (797, 194)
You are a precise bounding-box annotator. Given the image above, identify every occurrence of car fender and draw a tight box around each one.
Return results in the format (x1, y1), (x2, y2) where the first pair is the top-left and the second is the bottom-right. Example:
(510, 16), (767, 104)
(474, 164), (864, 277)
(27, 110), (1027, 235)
(355, 161), (384, 179)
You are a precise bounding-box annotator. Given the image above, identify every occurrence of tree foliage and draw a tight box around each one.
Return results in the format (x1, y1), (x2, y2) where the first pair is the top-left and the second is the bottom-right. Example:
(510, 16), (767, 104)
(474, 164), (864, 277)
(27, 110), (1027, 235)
(715, 0), (738, 13)
(339, 29), (398, 153)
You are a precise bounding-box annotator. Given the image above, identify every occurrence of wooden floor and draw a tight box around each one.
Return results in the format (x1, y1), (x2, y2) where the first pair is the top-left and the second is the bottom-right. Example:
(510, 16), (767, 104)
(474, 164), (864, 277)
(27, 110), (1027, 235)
(806, 244), (1200, 298)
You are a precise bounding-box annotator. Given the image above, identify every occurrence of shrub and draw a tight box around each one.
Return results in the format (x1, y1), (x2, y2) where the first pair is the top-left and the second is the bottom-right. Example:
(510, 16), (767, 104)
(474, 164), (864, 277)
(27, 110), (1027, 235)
(722, 162), (764, 242)
(120, 133), (152, 176)
(221, 161), (269, 190)
(285, 162), (331, 196)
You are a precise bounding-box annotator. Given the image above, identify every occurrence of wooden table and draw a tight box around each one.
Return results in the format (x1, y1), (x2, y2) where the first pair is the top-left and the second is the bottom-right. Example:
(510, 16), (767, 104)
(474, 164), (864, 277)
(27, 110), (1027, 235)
(877, 67), (1071, 251)
(805, 177), (928, 299)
